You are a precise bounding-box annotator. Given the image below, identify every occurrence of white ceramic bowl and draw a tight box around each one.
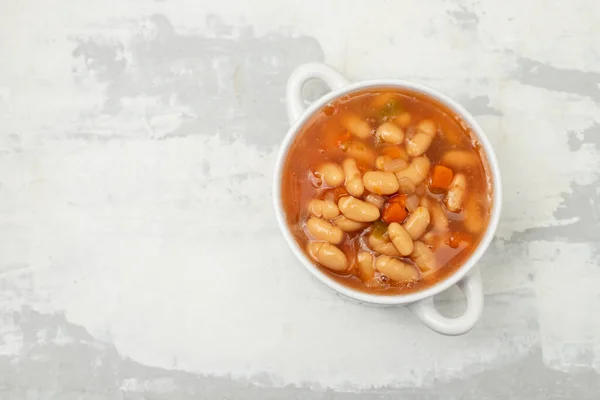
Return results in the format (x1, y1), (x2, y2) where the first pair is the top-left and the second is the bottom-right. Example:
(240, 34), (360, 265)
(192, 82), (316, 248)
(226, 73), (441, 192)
(273, 63), (502, 335)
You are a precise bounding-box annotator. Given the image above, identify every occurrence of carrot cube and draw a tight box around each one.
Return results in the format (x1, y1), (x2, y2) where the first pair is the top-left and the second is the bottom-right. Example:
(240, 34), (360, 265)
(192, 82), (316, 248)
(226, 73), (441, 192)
(382, 202), (408, 224)
(430, 165), (454, 191)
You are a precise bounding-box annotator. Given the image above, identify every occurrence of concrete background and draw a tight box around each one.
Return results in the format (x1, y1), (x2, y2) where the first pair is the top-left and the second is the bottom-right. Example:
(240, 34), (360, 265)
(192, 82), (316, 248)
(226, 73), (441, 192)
(1, 0), (599, 398)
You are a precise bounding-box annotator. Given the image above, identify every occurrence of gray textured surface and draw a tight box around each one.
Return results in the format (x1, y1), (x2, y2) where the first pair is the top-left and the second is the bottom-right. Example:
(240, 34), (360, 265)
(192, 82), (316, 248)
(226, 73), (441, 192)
(1, 0), (599, 398)
(1, 307), (599, 399)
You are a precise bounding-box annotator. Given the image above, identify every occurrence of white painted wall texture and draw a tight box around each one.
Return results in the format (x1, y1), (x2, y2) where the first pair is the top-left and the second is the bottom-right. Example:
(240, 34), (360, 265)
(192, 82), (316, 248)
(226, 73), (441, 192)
(1, 0), (599, 398)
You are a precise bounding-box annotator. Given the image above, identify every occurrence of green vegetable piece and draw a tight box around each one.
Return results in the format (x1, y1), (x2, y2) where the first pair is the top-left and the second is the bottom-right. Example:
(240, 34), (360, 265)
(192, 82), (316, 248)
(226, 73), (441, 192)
(371, 220), (389, 239)
(379, 98), (402, 122)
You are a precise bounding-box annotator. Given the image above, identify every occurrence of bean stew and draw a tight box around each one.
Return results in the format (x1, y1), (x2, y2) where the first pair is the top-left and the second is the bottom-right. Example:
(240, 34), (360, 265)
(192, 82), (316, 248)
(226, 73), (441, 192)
(281, 88), (493, 295)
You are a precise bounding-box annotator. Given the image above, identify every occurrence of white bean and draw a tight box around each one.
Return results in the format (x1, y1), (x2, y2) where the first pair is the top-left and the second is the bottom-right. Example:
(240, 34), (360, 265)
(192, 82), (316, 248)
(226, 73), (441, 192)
(402, 206), (430, 240)
(410, 241), (438, 272)
(420, 197), (448, 231)
(338, 196), (380, 222)
(431, 201), (449, 231)
(384, 158), (408, 172)
(375, 156), (408, 172)
(307, 242), (348, 271)
(307, 199), (340, 220)
(356, 251), (375, 281)
(307, 217), (344, 244)
(394, 112), (411, 127)
(341, 113), (371, 139)
(362, 171), (399, 195)
(388, 222), (414, 256)
(368, 232), (401, 257)
(406, 119), (437, 156)
(395, 157), (431, 187)
(445, 173), (466, 212)
(441, 150), (479, 169)
(376, 122), (404, 144)
(332, 215), (369, 232)
(370, 92), (397, 109)
(375, 256), (419, 282)
(344, 141), (376, 166)
(463, 196), (486, 234)
(315, 163), (344, 187)
(342, 158), (364, 197)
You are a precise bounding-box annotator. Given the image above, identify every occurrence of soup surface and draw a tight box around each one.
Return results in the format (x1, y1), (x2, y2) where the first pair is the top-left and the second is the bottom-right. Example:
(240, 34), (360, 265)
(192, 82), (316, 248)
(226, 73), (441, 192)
(281, 88), (492, 295)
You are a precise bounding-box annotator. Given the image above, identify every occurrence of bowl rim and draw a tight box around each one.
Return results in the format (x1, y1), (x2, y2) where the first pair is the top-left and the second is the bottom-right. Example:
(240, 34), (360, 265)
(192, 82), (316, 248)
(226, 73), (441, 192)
(273, 79), (502, 305)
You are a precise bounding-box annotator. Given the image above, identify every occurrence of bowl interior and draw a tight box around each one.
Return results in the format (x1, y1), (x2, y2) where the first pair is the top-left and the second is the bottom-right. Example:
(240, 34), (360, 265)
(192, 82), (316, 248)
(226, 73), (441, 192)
(273, 80), (502, 305)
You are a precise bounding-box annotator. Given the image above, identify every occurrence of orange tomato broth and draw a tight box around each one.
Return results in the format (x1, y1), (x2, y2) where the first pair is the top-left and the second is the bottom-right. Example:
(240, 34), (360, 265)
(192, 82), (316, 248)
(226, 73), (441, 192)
(280, 88), (493, 295)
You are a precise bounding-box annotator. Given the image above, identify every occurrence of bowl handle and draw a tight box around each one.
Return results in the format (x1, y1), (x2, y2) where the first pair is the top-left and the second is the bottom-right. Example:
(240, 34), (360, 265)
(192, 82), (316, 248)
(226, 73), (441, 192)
(407, 268), (483, 335)
(286, 63), (350, 125)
